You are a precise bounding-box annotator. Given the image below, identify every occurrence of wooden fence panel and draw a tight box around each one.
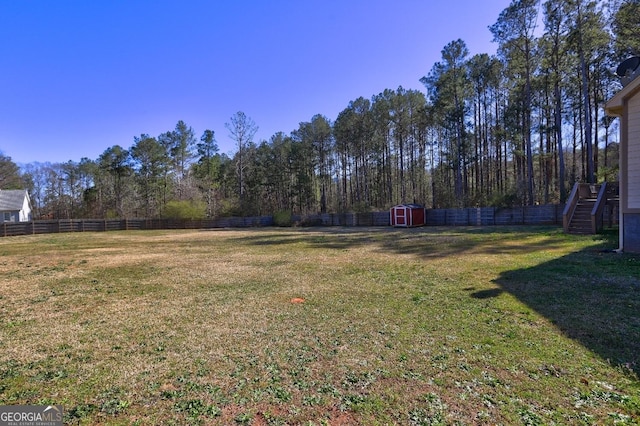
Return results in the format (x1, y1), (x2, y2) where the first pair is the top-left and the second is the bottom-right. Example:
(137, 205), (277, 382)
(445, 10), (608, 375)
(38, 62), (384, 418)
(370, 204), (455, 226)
(372, 212), (389, 226)
(355, 213), (373, 226)
(446, 209), (468, 226)
(494, 207), (521, 226)
(33, 221), (57, 234)
(522, 205), (561, 225)
(2, 222), (28, 237)
(426, 209), (446, 226)
(86, 220), (108, 232)
(479, 208), (495, 226)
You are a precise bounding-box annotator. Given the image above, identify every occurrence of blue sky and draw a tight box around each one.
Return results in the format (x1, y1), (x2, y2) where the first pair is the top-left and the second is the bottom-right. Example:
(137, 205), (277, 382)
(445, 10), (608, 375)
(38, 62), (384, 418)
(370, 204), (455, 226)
(1, 0), (512, 165)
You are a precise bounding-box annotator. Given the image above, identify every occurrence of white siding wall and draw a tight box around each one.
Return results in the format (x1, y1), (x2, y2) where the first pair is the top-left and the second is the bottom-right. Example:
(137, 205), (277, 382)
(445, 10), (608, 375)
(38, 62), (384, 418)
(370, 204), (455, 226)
(628, 94), (640, 208)
(19, 193), (31, 221)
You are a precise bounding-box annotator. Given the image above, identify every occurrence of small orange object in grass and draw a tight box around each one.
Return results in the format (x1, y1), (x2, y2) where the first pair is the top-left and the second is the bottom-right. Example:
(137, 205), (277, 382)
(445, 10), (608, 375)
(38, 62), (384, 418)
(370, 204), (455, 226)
(290, 297), (305, 304)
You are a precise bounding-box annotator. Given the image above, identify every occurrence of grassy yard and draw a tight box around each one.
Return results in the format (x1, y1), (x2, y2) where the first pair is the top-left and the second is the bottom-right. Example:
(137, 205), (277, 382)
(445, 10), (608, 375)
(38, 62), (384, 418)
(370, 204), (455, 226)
(0, 226), (638, 425)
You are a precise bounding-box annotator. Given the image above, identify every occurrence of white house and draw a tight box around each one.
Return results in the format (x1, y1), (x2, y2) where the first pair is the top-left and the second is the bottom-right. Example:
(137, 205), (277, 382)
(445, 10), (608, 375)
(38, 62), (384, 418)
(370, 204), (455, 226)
(0, 189), (32, 222)
(605, 56), (640, 253)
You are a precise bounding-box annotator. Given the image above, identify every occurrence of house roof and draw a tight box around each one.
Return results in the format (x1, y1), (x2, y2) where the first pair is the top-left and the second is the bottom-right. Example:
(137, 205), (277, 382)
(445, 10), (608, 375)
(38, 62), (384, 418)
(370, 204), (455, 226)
(0, 190), (29, 211)
(606, 73), (640, 117)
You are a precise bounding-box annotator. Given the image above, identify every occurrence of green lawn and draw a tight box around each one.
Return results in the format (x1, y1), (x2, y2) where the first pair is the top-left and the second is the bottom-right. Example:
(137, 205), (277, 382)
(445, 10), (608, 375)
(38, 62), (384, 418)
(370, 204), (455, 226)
(0, 226), (638, 425)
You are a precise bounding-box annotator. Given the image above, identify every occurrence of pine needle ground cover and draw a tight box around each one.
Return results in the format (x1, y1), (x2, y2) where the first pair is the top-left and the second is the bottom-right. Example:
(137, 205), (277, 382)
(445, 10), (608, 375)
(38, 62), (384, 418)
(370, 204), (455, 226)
(0, 227), (638, 425)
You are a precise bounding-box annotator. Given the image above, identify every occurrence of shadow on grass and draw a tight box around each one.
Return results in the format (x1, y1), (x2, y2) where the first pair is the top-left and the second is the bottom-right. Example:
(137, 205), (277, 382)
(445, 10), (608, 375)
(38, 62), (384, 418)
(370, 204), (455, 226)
(490, 231), (640, 377)
(230, 226), (640, 377)
(227, 225), (572, 259)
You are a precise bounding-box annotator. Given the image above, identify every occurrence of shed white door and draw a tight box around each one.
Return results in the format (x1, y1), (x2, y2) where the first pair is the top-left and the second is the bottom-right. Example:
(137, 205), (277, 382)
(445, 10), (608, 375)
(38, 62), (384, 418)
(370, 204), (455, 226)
(395, 208), (407, 226)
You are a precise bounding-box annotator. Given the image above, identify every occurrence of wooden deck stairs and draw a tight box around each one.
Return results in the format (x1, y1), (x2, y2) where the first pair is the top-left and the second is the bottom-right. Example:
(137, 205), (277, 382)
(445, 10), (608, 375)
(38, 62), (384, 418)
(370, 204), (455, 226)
(563, 182), (619, 235)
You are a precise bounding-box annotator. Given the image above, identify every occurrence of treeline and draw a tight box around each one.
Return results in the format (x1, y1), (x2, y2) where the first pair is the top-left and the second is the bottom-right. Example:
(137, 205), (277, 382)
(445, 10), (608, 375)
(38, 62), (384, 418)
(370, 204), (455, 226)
(4, 0), (639, 219)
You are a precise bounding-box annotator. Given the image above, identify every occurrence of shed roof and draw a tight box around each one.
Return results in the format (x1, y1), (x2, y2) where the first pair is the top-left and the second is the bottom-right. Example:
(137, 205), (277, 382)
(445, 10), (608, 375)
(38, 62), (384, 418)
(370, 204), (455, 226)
(392, 203), (424, 209)
(0, 190), (29, 211)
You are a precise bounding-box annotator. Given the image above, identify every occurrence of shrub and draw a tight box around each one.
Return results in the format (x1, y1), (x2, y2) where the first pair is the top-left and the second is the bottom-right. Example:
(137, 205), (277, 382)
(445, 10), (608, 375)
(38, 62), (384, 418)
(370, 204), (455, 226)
(163, 200), (206, 220)
(352, 202), (371, 214)
(218, 198), (242, 217)
(489, 190), (522, 208)
(273, 211), (293, 227)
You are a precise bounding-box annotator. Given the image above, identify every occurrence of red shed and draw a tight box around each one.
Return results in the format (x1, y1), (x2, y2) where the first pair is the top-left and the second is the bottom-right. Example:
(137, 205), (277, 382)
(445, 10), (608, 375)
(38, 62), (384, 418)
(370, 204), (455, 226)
(390, 204), (426, 227)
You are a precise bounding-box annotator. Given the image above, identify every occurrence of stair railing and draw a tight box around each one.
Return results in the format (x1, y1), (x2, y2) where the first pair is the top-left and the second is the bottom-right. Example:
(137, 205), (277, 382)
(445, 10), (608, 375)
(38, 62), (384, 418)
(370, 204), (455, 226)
(563, 183), (580, 232)
(591, 182), (608, 234)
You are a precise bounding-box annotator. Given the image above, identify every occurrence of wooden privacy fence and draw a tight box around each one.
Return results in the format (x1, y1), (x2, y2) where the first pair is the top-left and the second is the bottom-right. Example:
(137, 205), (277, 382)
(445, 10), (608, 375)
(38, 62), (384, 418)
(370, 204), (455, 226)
(295, 204), (564, 227)
(1, 217), (274, 237)
(1, 205), (566, 238)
